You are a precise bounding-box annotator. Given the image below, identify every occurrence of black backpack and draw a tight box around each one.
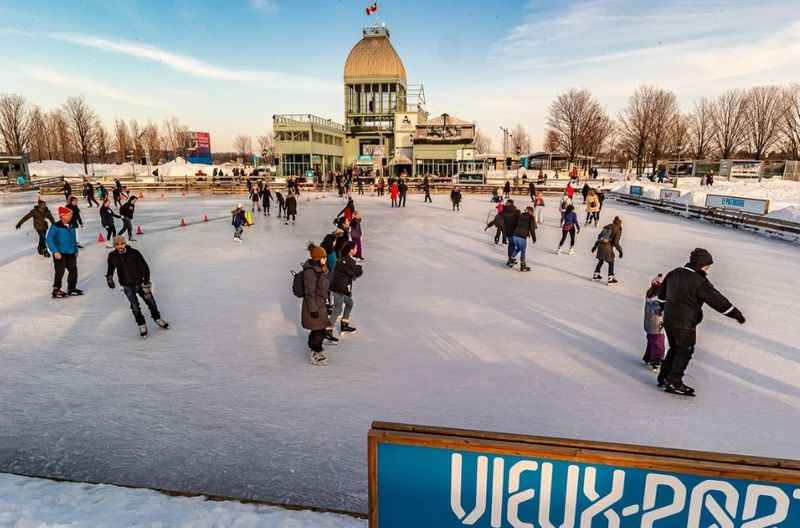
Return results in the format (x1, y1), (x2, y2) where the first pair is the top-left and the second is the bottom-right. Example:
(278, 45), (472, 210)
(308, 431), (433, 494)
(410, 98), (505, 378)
(291, 268), (305, 298)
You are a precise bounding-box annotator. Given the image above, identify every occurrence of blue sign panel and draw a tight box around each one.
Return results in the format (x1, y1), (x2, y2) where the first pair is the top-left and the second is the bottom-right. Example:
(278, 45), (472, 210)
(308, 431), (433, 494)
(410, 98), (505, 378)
(375, 442), (800, 527)
(629, 185), (644, 196)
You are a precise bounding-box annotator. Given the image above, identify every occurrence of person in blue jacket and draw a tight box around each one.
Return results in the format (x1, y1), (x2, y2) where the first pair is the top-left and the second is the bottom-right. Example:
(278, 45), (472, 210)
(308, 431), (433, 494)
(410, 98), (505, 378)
(46, 206), (82, 298)
(557, 204), (581, 255)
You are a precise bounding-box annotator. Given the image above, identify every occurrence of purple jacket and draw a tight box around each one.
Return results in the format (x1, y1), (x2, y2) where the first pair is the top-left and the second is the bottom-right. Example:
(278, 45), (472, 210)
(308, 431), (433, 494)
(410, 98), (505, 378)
(350, 218), (362, 238)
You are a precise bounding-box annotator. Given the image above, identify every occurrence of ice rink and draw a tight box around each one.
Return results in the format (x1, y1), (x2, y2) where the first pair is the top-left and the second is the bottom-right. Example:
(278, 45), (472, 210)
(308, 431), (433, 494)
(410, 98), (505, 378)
(1, 190), (799, 513)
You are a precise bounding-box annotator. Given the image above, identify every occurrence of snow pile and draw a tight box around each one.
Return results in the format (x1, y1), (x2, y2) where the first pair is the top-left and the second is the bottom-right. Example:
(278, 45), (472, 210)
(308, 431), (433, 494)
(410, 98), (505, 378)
(27, 160), (246, 180)
(0, 473), (364, 527)
(768, 205), (800, 222)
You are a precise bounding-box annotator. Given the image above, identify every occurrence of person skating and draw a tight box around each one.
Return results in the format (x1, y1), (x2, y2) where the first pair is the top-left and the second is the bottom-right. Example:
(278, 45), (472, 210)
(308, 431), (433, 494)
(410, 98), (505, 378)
(398, 178), (408, 207)
(250, 187), (261, 214)
(510, 205), (537, 272)
(100, 198), (122, 248)
(330, 241), (363, 336)
(15, 199), (56, 257)
(106, 236), (169, 338)
(585, 189), (601, 226)
(46, 206), (82, 298)
(302, 244), (332, 365)
(113, 179), (124, 207)
(357, 176), (364, 196)
(285, 192), (298, 225)
(118, 195), (138, 242)
(97, 183), (108, 203)
(590, 216), (622, 283)
(276, 191), (286, 218)
(559, 194), (572, 225)
(66, 195), (85, 249)
(581, 183), (590, 204)
(231, 204), (246, 242)
(261, 185), (272, 216)
(337, 198), (355, 224)
(656, 248), (745, 396)
(423, 176), (432, 203)
(502, 199), (521, 267)
(377, 177), (385, 197)
(390, 181), (399, 207)
(557, 204), (580, 255)
(643, 274), (666, 371)
(528, 181), (536, 202)
(62, 180), (72, 202)
(484, 202), (506, 245)
(503, 180), (511, 200)
(83, 180), (99, 208)
(533, 191), (545, 225)
(450, 187), (462, 211)
(350, 211), (364, 260)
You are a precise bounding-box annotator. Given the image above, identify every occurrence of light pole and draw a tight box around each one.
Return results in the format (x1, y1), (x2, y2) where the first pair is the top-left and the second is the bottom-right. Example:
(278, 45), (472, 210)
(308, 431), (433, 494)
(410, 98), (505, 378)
(500, 126), (510, 183)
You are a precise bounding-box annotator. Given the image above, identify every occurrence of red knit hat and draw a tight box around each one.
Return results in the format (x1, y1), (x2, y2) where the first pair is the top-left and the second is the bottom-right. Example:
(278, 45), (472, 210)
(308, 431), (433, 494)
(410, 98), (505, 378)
(58, 206), (71, 217)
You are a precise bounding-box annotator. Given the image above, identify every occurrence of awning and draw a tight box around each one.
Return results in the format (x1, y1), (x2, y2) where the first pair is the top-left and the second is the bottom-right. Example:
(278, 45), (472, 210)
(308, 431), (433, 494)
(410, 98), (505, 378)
(390, 154), (413, 165)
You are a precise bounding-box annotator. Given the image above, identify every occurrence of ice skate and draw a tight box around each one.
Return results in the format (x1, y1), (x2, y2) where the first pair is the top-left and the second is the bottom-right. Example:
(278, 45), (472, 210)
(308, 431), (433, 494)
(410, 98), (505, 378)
(519, 262), (531, 272)
(309, 350), (328, 366)
(52, 288), (67, 299)
(555, 246), (561, 255)
(42, 249), (50, 258)
(568, 247), (575, 255)
(664, 382), (695, 397)
(649, 362), (661, 372)
(139, 324), (148, 338)
(155, 319), (170, 329)
(592, 272), (602, 281)
(340, 321), (357, 334)
(67, 288), (84, 296)
(608, 275), (619, 284)
(323, 329), (339, 345)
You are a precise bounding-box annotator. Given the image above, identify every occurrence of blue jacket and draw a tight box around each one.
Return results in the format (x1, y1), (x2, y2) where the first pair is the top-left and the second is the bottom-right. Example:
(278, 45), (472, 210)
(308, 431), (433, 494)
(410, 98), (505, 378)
(562, 211), (579, 228)
(46, 222), (79, 255)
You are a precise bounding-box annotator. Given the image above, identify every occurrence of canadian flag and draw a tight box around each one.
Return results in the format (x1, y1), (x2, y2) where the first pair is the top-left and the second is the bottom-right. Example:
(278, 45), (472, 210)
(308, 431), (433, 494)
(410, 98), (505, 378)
(365, 2), (378, 15)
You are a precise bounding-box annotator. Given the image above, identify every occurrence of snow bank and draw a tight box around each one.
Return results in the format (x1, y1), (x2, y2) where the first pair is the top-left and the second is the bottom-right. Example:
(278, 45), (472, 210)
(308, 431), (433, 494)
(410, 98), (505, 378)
(768, 205), (800, 222)
(27, 160), (246, 180)
(0, 473), (363, 527)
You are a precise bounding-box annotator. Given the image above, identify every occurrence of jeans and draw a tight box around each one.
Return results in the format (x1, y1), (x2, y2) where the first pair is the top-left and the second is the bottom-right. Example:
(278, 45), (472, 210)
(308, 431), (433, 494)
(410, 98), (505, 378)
(123, 284), (161, 325)
(594, 258), (615, 275)
(53, 253), (78, 290)
(534, 206), (544, 225)
(507, 237), (517, 260)
(120, 218), (133, 239)
(512, 236), (527, 261)
(36, 228), (47, 253)
(659, 326), (696, 385)
(494, 226), (505, 244)
(234, 226), (243, 238)
(331, 291), (354, 326)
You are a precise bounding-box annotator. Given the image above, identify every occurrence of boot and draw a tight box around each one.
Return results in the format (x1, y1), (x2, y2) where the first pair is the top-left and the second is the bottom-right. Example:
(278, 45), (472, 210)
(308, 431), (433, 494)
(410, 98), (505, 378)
(139, 324), (148, 338)
(155, 319), (170, 329)
(340, 321), (357, 334)
(309, 350), (328, 366)
(42, 249), (51, 258)
(323, 329), (339, 345)
(67, 288), (84, 296)
(52, 288), (67, 298)
(664, 382), (695, 397)
(519, 261), (531, 272)
(592, 272), (602, 281)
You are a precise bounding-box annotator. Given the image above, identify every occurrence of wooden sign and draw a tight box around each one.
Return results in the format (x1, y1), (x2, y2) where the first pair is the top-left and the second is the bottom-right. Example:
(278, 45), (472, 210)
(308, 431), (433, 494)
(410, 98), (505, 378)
(369, 422), (800, 527)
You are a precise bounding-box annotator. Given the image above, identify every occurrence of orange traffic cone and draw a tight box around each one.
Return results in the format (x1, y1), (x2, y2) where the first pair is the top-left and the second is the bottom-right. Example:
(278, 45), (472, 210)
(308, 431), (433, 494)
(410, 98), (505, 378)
(97, 232), (105, 243)
(136, 225), (143, 235)
(203, 213), (208, 222)
(180, 217), (187, 227)
(138, 191), (144, 199)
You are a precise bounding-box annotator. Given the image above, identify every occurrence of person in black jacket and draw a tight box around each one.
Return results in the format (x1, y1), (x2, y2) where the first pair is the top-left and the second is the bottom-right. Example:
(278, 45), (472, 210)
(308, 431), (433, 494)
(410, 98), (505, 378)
(66, 195), (84, 248)
(119, 196), (137, 241)
(62, 180), (72, 201)
(261, 185), (272, 216)
(503, 180), (511, 200)
(423, 176), (432, 203)
(99, 198), (121, 247)
(16, 199), (56, 257)
(657, 248), (745, 396)
(398, 178), (408, 207)
(330, 241), (363, 335)
(510, 206), (537, 272)
(450, 187), (462, 211)
(106, 236), (169, 337)
(83, 180), (99, 207)
(502, 200), (520, 266)
(285, 192), (297, 225)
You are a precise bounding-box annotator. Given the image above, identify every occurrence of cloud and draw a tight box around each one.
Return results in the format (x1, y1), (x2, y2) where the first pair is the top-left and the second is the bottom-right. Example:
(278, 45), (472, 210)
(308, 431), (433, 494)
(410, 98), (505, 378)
(249, 0), (278, 13)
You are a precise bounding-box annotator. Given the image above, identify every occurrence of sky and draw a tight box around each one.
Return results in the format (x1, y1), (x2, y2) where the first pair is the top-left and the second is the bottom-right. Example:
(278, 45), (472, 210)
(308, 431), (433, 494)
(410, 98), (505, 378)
(2, 0), (800, 152)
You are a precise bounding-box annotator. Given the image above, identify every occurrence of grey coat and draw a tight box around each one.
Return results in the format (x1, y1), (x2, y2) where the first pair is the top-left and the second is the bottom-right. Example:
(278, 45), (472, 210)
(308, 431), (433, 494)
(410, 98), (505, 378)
(644, 298), (664, 334)
(301, 260), (331, 331)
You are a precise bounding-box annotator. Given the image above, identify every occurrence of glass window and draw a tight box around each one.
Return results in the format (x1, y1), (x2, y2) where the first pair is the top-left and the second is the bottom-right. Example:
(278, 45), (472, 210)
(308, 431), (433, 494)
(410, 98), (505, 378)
(381, 84), (389, 114)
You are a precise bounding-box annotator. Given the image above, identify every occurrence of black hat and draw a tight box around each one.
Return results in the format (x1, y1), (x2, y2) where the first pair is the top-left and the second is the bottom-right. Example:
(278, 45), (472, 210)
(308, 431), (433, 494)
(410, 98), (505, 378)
(689, 248), (713, 269)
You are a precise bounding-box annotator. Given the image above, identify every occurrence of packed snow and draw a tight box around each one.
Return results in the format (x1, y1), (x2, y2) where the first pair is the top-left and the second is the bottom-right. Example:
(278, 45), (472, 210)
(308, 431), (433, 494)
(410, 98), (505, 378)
(26, 159), (246, 180)
(0, 472), (363, 527)
(1, 190), (800, 514)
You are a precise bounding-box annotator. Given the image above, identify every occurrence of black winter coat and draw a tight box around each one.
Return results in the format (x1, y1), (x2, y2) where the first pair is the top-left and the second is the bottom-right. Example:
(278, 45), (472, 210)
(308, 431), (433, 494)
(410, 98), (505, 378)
(330, 255), (363, 296)
(100, 205), (120, 226)
(657, 265), (736, 330)
(106, 247), (151, 287)
(450, 190), (462, 204)
(502, 205), (520, 235)
(513, 212), (537, 240)
(67, 203), (83, 227)
(285, 196), (297, 215)
(120, 201), (135, 219)
(17, 205), (55, 232)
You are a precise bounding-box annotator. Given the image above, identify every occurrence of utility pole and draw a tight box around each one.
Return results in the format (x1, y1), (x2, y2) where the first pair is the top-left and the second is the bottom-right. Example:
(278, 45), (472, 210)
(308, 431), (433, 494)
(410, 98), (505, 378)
(499, 126), (510, 183)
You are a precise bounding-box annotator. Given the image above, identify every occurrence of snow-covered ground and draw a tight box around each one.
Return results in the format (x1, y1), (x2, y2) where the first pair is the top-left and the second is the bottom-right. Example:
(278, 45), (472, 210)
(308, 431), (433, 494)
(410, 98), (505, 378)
(0, 472), (363, 527)
(1, 191), (800, 514)
(26, 159), (246, 179)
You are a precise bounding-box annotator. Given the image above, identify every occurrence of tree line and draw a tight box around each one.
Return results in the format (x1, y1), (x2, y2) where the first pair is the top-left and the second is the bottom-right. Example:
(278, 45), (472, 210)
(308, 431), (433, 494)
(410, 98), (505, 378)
(0, 93), (275, 174)
(546, 84), (800, 175)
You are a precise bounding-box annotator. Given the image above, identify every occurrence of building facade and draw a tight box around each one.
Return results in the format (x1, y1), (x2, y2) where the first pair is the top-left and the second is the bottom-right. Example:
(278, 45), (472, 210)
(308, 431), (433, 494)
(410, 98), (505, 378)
(273, 114), (345, 179)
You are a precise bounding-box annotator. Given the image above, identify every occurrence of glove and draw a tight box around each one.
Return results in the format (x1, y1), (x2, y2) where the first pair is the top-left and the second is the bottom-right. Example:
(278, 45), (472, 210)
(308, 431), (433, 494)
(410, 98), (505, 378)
(618, 251), (623, 259)
(730, 307), (746, 324)
(310, 311), (319, 319)
(15, 224), (20, 230)
(106, 276), (115, 289)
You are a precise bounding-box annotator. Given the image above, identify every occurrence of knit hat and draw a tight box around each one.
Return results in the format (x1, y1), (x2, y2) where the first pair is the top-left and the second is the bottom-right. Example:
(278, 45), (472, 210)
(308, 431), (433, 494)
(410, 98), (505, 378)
(58, 206), (71, 217)
(689, 248), (713, 269)
(310, 245), (327, 260)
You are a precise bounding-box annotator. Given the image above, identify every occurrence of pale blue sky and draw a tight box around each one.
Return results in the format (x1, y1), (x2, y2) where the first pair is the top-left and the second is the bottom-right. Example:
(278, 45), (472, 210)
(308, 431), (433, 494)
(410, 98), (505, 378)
(3, 0), (799, 151)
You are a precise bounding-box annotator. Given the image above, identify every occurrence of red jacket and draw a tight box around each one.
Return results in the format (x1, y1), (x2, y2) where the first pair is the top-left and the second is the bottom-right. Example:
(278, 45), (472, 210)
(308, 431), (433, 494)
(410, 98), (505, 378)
(390, 183), (399, 198)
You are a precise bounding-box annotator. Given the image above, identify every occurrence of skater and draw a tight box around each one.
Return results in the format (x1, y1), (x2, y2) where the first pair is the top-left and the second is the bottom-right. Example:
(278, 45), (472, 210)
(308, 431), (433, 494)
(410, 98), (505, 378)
(285, 192), (298, 224)
(276, 191), (286, 218)
(398, 178), (408, 207)
(83, 180), (99, 207)
(559, 194), (572, 225)
(390, 180), (399, 207)
(15, 199), (56, 257)
(350, 212), (364, 259)
(491, 187), (501, 203)
(450, 187), (462, 211)
(377, 177), (385, 197)
(66, 195), (84, 248)
(510, 205), (537, 272)
(105, 236), (169, 337)
(337, 198), (355, 224)
(113, 179), (124, 206)
(97, 183), (108, 203)
(423, 176), (432, 203)
(302, 244), (332, 365)
(330, 241), (363, 336)
(581, 182), (590, 204)
(62, 180), (73, 202)
(231, 204), (246, 241)
(503, 199), (521, 267)
(657, 248), (745, 396)
(357, 176), (364, 195)
(533, 191), (545, 225)
(484, 203), (506, 245)
(528, 181), (536, 202)
(591, 216), (623, 283)
(250, 186), (261, 213)
(585, 189), (601, 226)
(100, 198), (121, 248)
(557, 204), (580, 255)
(261, 185), (272, 216)
(503, 180), (511, 200)
(643, 274), (666, 370)
(46, 206), (81, 298)
(118, 195), (138, 242)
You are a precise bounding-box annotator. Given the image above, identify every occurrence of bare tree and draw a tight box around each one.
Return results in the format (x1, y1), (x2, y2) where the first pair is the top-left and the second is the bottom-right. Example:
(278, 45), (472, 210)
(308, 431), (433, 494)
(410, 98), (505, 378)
(782, 84), (800, 160)
(141, 121), (161, 164)
(648, 88), (679, 173)
(162, 116), (189, 159)
(234, 134), (253, 161)
(256, 132), (276, 161)
(472, 128), (491, 154)
(711, 89), (748, 159)
(0, 94), (30, 155)
(510, 125), (530, 156)
(63, 96), (96, 174)
(688, 98), (715, 159)
(618, 86), (658, 176)
(94, 119), (110, 163)
(129, 119), (142, 161)
(543, 129), (560, 152)
(26, 106), (49, 162)
(744, 86), (785, 160)
(667, 113), (690, 159)
(47, 109), (72, 162)
(546, 88), (607, 161)
(114, 119), (131, 163)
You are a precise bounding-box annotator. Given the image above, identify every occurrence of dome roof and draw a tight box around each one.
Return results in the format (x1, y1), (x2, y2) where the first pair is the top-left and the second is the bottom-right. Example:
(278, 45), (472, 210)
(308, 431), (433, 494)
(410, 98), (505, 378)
(344, 32), (406, 83)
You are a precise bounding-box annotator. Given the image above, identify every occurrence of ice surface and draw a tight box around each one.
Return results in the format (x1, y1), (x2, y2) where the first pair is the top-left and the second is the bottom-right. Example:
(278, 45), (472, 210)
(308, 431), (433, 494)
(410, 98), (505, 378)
(0, 472), (364, 527)
(1, 191), (799, 514)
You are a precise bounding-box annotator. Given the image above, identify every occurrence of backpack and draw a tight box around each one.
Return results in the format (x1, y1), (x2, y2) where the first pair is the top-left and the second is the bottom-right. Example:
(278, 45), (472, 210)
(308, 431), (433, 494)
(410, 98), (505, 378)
(291, 268), (305, 298)
(597, 225), (613, 244)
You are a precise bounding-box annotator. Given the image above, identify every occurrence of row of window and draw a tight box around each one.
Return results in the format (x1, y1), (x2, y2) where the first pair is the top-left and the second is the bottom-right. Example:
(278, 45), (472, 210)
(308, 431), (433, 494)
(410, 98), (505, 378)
(415, 159), (458, 178)
(345, 83), (407, 116)
(281, 154), (343, 177)
(275, 131), (343, 146)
